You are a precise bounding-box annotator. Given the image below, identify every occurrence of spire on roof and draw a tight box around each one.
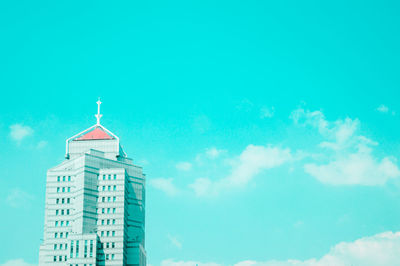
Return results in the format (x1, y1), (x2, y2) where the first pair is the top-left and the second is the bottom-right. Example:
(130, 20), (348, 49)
(95, 98), (103, 125)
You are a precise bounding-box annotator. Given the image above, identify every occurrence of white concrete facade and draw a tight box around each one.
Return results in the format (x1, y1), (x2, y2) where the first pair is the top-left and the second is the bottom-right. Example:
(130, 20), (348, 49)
(39, 120), (146, 266)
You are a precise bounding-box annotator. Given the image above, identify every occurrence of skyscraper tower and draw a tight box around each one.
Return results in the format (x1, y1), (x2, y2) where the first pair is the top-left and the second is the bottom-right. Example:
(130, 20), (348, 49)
(39, 100), (146, 266)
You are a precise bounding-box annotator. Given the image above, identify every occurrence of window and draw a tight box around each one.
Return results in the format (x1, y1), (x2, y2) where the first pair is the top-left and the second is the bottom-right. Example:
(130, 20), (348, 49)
(57, 176), (60, 182)
(53, 256), (56, 262)
(102, 186), (105, 191)
(106, 254), (109, 260)
(60, 232), (63, 238)
(107, 219), (110, 225)
(112, 219), (115, 225)
(107, 208), (110, 213)
(63, 176), (65, 182)
(108, 186), (111, 191)
(70, 240), (74, 258)
(56, 210), (59, 215)
(66, 232), (69, 238)
(59, 255), (62, 261)
(112, 254), (115, 260)
(113, 208), (116, 214)
(56, 198), (59, 204)
(90, 240), (93, 257)
(62, 198), (64, 204)
(107, 231), (110, 237)
(57, 187), (60, 193)
(113, 185), (116, 191)
(108, 174), (111, 180)
(65, 243), (68, 249)
(62, 187), (65, 192)
(76, 240), (79, 258)
(55, 221), (58, 227)
(112, 231), (115, 236)
(61, 221), (64, 226)
(84, 240), (88, 258)
(68, 187), (70, 192)
(102, 220), (104, 225)
(101, 231), (104, 237)
(102, 197), (105, 202)
(114, 174), (117, 180)
(67, 198), (70, 204)
(112, 242), (115, 248)
(67, 209), (70, 215)
(68, 176), (71, 181)
(113, 196), (116, 202)
(66, 221), (70, 226)
(55, 233), (58, 238)
(102, 208), (105, 214)
(106, 242), (109, 248)
(103, 175), (106, 180)
(54, 244), (57, 250)
(61, 210), (64, 215)
(65, 255), (67, 261)
(108, 197), (110, 202)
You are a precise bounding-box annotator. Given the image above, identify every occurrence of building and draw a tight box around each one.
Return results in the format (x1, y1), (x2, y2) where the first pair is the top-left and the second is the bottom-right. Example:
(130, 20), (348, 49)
(39, 100), (146, 266)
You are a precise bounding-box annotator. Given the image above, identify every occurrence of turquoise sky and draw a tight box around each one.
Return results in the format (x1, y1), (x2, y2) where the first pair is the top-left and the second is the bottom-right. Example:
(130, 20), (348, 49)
(1, 1), (400, 265)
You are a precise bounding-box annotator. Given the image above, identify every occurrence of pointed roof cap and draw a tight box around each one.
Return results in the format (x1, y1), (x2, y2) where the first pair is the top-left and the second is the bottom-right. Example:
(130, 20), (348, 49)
(75, 126), (114, 141)
(65, 99), (127, 159)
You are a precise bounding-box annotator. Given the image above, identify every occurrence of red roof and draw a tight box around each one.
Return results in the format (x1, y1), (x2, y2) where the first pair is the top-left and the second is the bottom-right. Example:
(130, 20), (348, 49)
(75, 127), (113, 141)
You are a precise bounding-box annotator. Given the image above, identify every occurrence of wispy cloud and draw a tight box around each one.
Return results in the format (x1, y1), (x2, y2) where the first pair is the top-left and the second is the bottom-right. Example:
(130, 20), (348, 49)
(161, 259), (220, 266)
(176, 162), (192, 171)
(190, 145), (292, 197)
(167, 234), (183, 249)
(195, 147), (227, 164)
(260, 106), (275, 119)
(6, 188), (34, 208)
(0, 259), (36, 266)
(9, 124), (33, 143)
(36, 140), (48, 149)
(291, 107), (400, 186)
(161, 231), (400, 266)
(205, 147), (225, 159)
(376, 104), (395, 115)
(304, 149), (400, 186)
(149, 178), (180, 197)
(377, 104), (389, 113)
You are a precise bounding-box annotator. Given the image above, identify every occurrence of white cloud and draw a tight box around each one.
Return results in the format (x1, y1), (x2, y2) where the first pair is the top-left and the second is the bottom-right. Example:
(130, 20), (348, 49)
(189, 178), (213, 197)
(291, 107), (400, 186)
(205, 147), (225, 159)
(161, 231), (400, 266)
(189, 145), (292, 197)
(260, 106), (275, 118)
(161, 259), (221, 266)
(149, 178), (180, 197)
(9, 124), (33, 142)
(167, 234), (183, 249)
(6, 188), (34, 208)
(290, 108), (328, 134)
(0, 259), (36, 266)
(225, 145), (292, 187)
(376, 104), (389, 113)
(176, 162), (192, 171)
(305, 149), (400, 186)
(36, 140), (48, 149)
(195, 147), (227, 164)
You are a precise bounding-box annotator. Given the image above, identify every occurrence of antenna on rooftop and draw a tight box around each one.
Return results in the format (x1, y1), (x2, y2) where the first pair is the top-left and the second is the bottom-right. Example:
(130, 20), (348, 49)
(95, 97), (103, 125)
